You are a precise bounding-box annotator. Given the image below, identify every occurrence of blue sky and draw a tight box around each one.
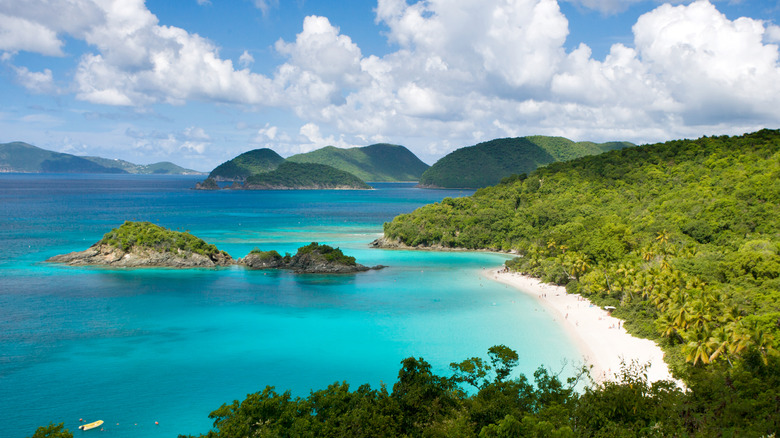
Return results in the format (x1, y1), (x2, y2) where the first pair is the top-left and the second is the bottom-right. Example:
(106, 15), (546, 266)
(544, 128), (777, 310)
(1, 0), (779, 170)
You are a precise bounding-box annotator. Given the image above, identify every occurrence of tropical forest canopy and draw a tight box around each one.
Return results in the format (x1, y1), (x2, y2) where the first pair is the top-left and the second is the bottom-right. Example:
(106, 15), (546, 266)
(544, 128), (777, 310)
(100, 221), (227, 258)
(385, 129), (780, 371)
(418, 136), (634, 189)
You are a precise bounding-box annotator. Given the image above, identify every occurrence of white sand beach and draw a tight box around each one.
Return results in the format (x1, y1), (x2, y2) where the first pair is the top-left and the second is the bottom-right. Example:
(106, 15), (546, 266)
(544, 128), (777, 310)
(488, 269), (679, 385)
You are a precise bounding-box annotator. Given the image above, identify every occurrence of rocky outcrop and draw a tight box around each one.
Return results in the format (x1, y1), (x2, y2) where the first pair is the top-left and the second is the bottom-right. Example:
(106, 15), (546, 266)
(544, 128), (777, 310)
(47, 223), (381, 273)
(47, 243), (233, 268)
(194, 177), (220, 190)
(239, 250), (285, 269)
(239, 243), (386, 274)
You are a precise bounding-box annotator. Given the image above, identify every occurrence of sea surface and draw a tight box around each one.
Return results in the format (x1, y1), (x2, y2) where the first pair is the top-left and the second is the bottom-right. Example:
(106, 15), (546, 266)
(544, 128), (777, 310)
(0, 174), (579, 438)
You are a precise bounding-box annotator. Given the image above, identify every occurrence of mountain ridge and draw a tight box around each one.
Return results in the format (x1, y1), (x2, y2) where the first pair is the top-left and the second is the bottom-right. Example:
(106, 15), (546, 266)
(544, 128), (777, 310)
(0, 141), (204, 175)
(418, 136), (634, 189)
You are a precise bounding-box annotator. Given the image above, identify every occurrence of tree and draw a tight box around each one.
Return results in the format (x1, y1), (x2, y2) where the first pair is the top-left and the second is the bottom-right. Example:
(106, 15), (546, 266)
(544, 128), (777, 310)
(392, 357), (459, 434)
(487, 345), (519, 383)
(28, 423), (73, 438)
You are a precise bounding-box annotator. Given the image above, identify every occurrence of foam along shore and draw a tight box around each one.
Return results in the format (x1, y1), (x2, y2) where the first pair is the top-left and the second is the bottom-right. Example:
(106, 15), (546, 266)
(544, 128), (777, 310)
(489, 269), (680, 386)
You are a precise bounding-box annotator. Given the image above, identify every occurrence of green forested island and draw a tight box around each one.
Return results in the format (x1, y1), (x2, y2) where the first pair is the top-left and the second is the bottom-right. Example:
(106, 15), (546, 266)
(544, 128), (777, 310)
(46, 221), (233, 267)
(243, 161), (371, 190)
(242, 242), (383, 273)
(0, 142), (203, 175)
(418, 136), (633, 189)
(197, 143), (428, 190)
(286, 143), (430, 182)
(207, 148), (285, 181)
(83, 156), (204, 175)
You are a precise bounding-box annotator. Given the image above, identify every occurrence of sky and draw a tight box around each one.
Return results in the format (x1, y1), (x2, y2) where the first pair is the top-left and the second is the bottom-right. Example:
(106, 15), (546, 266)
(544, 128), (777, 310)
(1, 0), (779, 170)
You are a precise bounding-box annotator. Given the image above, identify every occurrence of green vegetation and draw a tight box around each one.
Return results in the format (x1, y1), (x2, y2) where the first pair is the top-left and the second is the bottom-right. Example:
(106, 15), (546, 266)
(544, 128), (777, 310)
(27, 423), (72, 438)
(83, 156), (203, 174)
(208, 148), (285, 181)
(418, 136), (633, 188)
(244, 162), (371, 189)
(385, 130), (780, 375)
(0, 142), (202, 174)
(0, 142), (123, 174)
(177, 345), (780, 437)
(100, 221), (228, 258)
(248, 248), (285, 263)
(295, 242), (357, 266)
(287, 143), (430, 182)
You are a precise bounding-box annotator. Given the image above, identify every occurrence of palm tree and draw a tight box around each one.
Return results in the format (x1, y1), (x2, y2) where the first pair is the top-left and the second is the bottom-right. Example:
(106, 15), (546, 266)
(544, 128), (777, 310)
(684, 328), (717, 366)
(708, 326), (734, 366)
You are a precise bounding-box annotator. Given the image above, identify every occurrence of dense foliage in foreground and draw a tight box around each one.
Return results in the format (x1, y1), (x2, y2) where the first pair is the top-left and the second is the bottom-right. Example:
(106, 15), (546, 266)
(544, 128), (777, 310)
(386, 130), (780, 371)
(418, 136), (633, 188)
(29, 346), (780, 437)
(100, 221), (227, 258)
(167, 345), (777, 437)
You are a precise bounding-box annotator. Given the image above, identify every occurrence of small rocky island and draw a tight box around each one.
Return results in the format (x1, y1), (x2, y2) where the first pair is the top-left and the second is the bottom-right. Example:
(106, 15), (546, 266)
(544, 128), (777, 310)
(47, 221), (382, 273)
(46, 221), (233, 268)
(240, 242), (384, 273)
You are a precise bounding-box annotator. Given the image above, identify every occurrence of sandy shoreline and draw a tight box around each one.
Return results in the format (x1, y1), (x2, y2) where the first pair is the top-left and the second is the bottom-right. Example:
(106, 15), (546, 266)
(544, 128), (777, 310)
(487, 269), (678, 385)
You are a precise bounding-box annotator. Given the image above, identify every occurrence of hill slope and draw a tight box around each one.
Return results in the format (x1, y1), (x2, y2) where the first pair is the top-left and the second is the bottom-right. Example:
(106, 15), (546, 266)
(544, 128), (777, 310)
(208, 148), (285, 181)
(0, 142), (123, 173)
(243, 161), (371, 190)
(418, 136), (633, 188)
(286, 143), (429, 182)
(83, 156), (204, 175)
(0, 141), (204, 174)
(383, 129), (780, 370)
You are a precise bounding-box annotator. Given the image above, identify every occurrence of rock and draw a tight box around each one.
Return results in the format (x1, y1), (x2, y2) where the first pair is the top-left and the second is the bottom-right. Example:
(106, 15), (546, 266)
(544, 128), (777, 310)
(194, 177), (220, 190)
(240, 243), (386, 274)
(239, 250), (285, 269)
(47, 243), (233, 268)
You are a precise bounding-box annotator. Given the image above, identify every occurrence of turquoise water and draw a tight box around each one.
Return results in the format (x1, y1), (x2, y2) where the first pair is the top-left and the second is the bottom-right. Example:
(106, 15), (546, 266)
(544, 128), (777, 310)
(0, 175), (578, 437)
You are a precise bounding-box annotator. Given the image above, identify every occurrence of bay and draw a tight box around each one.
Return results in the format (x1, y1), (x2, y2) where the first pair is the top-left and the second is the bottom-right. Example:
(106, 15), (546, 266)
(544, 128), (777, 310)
(0, 174), (578, 438)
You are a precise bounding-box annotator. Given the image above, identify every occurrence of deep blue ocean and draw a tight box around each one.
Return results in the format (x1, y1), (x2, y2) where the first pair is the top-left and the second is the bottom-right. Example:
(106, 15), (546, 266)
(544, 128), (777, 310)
(0, 174), (578, 438)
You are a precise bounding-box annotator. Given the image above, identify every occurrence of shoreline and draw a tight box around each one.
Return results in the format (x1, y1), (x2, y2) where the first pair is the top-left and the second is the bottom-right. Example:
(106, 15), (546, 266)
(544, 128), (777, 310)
(487, 269), (679, 385)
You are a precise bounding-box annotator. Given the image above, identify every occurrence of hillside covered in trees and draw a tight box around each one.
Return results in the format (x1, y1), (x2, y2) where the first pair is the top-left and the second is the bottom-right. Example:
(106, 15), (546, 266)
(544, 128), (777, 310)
(0, 142), (203, 174)
(207, 148), (285, 181)
(418, 136), (633, 189)
(243, 161), (371, 189)
(286, 143), (430, 182)
(385, 130), (780, 372)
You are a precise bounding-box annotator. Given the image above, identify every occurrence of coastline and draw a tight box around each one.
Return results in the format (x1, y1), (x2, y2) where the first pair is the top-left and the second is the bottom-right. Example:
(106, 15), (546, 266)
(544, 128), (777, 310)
(487, 269), (679, 386)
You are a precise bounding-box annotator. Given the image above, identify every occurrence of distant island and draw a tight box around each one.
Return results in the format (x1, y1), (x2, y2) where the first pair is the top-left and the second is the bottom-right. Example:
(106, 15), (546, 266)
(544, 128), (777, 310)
(207, 148), (286, 181)
(195, 143), (430, 191)
(197, 161), (372, 191)
(47, 221), (381, 273)
(286, 143), (430, 182)
(418, 136), (634, 189)
(0, 141), (204, 175)
(243, 162), (372, 190)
